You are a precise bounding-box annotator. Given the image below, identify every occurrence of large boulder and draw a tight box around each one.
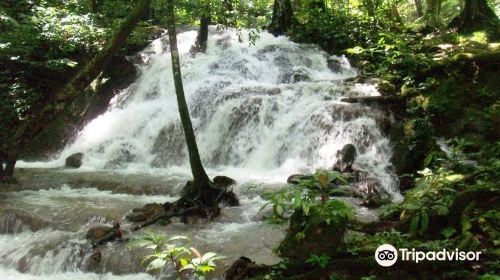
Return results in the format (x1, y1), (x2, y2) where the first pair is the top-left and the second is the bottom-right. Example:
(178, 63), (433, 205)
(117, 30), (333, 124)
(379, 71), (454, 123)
(65, 152), (83, 168)
(334, 144), (357, 172)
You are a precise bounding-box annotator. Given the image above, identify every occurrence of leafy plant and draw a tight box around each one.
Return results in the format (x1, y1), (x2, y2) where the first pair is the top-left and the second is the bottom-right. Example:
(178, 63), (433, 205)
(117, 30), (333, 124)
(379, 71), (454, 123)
(131, 231), (224, 280)
(306, 254), (330, 268)
(260, 170), (350, 223)
(181, 249), (226, 280)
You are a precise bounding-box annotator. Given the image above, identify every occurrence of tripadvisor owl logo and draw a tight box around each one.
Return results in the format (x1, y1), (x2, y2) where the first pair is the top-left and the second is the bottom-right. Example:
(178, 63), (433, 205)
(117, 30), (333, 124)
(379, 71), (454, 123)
(375, 244), (482, 267)
(375, 244), (398, 267)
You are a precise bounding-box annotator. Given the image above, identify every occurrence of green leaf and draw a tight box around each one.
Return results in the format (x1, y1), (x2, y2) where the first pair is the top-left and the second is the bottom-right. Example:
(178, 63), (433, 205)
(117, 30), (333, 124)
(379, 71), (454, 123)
(410, 214), (420, 236)
(146, 258), (166, 271)
(441, 227), (456, 238)
(168, 235), (189, 242)
(276, 204), (284, 217)
(419, 211), (429, 235)
(180, 264), (195, 271)
(294, 191), (302, 209)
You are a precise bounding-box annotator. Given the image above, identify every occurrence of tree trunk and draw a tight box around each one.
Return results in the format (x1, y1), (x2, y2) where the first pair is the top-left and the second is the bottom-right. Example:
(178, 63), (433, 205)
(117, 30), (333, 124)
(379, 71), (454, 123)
(0, 157), (4, 181)
(269, 0), (295, 36)
(425, 0), (442, 26)
(415, 0), (424, 18)
(4, 158), (16, 179)
(166, 0), (211, 192)
(90, 0), (98, 13)
(193, 7), (211, 54)
(0, 152), (16, 182)
(3, 0), (150, 179)
(392, 5), (403, 24)
(449, 0), (499, 32)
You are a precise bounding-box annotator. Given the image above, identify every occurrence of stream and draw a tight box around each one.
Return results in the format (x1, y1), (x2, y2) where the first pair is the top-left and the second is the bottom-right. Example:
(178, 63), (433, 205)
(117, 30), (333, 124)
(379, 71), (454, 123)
(3, 27), (400, 279)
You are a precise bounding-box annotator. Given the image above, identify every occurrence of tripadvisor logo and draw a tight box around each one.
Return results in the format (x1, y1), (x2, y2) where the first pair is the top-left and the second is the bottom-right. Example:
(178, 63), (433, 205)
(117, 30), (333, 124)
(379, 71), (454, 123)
(375, 244), (482, 267)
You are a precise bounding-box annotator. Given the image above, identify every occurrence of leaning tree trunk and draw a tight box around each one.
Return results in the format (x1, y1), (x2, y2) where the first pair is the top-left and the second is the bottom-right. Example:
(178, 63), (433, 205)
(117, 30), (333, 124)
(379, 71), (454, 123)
(269, 0), (295, 36)
(449, 0), (499, 32)
(166, 0), (212, 200)
(2, 0), (150, 179)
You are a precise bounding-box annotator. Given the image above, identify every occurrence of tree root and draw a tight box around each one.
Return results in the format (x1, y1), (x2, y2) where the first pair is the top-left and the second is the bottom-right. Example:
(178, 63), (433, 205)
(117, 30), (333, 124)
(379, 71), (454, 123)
(128, 177), (239, 231)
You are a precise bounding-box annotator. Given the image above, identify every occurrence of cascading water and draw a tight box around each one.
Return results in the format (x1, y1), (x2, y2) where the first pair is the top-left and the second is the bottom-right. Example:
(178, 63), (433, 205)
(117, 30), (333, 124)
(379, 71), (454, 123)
(5, 27), (402, 279)
(38, 26), (399, 197)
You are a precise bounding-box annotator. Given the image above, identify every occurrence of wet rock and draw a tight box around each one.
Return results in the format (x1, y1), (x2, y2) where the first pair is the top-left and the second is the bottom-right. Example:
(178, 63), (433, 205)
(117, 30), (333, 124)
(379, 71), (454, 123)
(65, 153), (83, 168)
(287, 174), (313, 184)
(86, 223), (122, 245)
(85, 251), (102, 272)
(220, 191), (240, 207)
(213, 176), (236, 187)
(279, 67), (310, 83)
(103, 142), (139, 168)
(151, 124), (186, 167)
(357, 178), (390, 208)
(126, 203), (166, 223)
(366, 78), (396, 96)
(333, 144), (357, 172)
(327, 58), (342, 72)
(0, 211), (48, 233)
(225, 256), (272, 280)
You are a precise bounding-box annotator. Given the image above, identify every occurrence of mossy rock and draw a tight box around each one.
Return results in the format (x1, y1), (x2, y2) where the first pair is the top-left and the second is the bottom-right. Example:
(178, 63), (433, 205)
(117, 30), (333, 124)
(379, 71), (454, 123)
(277, 205), (348, 263)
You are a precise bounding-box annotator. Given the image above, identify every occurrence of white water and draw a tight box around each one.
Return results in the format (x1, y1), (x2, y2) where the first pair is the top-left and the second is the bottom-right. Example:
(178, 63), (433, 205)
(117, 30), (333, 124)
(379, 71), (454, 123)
(20, 27), (399, 196)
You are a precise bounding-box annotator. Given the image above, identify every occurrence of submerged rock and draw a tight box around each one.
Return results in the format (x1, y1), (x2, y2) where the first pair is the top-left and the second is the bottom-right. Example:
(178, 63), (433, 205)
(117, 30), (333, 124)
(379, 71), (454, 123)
(85, 251), (102, 272)
(86, 223), (122, 245)
(65, 152), (83, 168)
(126, 203), (166, 223)
(0, 211), (48, 233)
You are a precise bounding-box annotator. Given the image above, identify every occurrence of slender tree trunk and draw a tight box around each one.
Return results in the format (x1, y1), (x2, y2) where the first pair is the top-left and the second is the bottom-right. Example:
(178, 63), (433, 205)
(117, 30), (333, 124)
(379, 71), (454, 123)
(392, 5), (403, 24)
(415, 0), (424, 17)
(425, 0), (441, 26)
(4, 158), (15, 179)
(193, 6), (211, 54)
(449, 0), (499, 31)
(90, 0), (98, 13)
(166, 0), (211, 191)
(2, 0), (150, 179)
(269, 0), (295, 36)
(0, 157), (4, 181)
(0, 152), (16, 182)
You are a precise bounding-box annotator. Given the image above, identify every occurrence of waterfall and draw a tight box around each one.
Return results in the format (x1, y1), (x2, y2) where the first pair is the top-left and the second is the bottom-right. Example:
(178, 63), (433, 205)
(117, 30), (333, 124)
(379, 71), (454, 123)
(23, 27), (400, 197)
(5, 27), (404, 279)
